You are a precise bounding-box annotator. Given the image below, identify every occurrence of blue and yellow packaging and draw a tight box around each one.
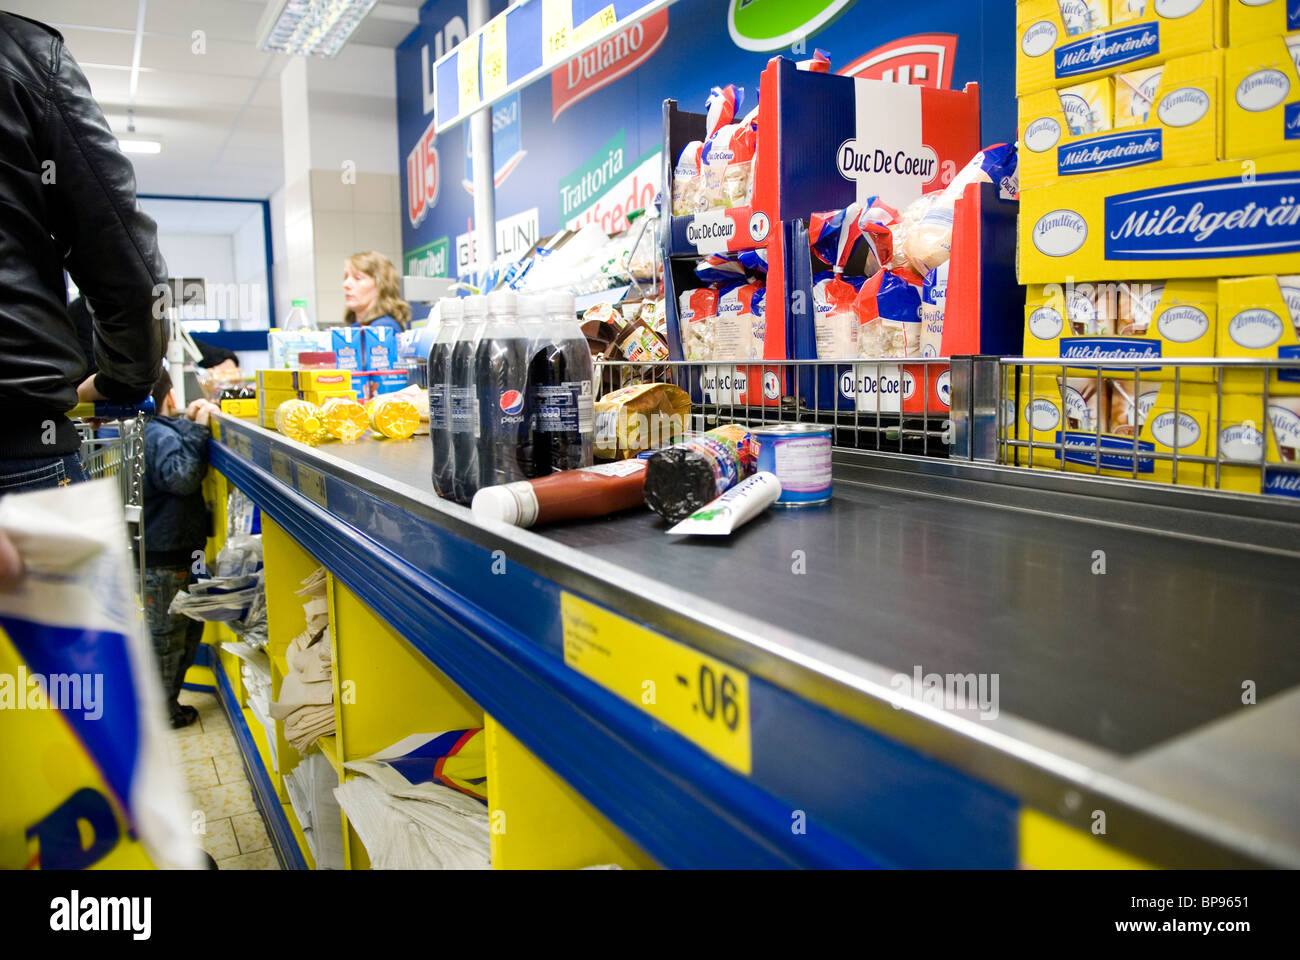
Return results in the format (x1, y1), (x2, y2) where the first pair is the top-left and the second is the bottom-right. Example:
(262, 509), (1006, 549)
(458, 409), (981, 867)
(1224, 33), (1300, 160)
(331, 328), (363, 371)
(1024, 279), (1218, 381)
(1017, 0), (1226, 96)
(1019, 50), (1222, 190)
(1227, 0), (1300, 46)
(1015, 374), (1212, 484)
(1209, 392), (1300, 497)
(362, 326), (396, 371)
(1216, 274), (1300, 395)
(1019, 152), (1300, 282)
(1060, 77), (1116, 134)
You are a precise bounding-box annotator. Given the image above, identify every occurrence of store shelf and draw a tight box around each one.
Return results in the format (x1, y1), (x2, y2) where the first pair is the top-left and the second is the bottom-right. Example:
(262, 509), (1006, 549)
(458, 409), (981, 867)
(207, 414), (1300, 868)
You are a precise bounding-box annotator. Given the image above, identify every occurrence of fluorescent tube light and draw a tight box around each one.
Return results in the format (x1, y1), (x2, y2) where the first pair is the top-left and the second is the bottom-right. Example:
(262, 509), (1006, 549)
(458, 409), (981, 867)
(257, 0), (379, 58)
(118, 137), (162, 154)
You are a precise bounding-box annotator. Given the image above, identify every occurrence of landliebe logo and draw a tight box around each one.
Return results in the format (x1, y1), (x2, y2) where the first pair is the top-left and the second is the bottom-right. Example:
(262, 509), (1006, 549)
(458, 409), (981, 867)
(551, 10), (668, 121)
(1157, 87), (1210, 127)
(498, 390), (524, 415)
(1055, 23), (1160, 78)
(1228, 308), (1284, 349)
(1157, 305), (1210, 342)
(1235, 69), (1290, 112)
(1104, 171), (1300, 260)
(1032, 208), (1088, 256)
(838, 33), (957, 89)
(406, 117), (440, 228)
(1024, 117), (1062, 153)
(1058, 130), (1163, 176)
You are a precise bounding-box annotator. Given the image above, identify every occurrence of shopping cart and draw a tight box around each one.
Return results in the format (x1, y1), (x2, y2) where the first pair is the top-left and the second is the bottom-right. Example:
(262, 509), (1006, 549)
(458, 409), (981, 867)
(68, 397), (154, 607)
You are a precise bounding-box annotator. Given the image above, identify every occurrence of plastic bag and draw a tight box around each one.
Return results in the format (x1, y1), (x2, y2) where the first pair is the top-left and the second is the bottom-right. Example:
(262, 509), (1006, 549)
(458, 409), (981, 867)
(0, 480), (201, 869)
(214, 533), (263, 579)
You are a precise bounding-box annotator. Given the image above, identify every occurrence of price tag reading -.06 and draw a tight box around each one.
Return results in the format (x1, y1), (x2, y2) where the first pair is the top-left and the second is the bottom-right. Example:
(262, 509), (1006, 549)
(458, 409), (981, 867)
(561, 592), (752, 775)
(541, 0), (572, 64)
(481, 15), (507, 98)
(457, 32), (480, 113)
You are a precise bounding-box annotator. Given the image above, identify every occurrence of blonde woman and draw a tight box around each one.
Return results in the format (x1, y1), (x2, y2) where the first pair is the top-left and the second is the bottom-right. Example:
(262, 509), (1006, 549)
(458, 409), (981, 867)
(342, 251), (411, 332)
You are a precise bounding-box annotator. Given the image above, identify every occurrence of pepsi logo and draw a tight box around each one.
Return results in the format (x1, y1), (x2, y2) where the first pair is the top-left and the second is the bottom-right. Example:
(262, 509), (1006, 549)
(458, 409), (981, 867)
(499, 390), (524, 414)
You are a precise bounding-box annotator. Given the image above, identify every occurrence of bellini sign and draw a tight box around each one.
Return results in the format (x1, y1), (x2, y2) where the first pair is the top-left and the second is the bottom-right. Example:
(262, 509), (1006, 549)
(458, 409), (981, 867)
(551, 9), (669, 121)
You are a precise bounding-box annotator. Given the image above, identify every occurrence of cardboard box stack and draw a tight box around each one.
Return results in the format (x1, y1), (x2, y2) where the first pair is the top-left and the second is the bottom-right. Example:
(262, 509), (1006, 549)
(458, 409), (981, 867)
(1016, 0), (1300, 496)
(256, 369), (354, 428)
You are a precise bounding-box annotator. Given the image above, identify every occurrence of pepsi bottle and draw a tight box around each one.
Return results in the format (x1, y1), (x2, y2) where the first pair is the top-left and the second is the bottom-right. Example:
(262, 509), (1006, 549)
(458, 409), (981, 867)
(474, 290), (530, 489)
(450, 295), (488, 503)
(526, 290), (595, 475)
(428, 297), (463, 498)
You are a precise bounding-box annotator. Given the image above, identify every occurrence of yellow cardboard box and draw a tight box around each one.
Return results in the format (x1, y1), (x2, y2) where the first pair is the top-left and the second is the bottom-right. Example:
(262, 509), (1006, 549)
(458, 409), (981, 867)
(1024, 279), (1218, 381)
(257, 368), (352, 392)
(1224, 33), (1300, 161)
(1014, 374), (1210, 484)
(1017, 0), (1226, 96)
(1216, 275), (1300, 395)
(219, 398), (258, 417)
(1020, 50), (1222, 190)
(1019, 152), (1300, 283)
(1227, 0), (1300, 46)
(1209, 392), (1300, 496)
(257, 388), (299, 428)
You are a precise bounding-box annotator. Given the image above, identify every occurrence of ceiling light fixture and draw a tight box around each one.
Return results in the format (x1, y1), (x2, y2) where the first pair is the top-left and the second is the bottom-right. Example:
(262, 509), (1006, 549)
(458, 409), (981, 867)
(256, 0), (379, 58)
(118, 137), (163, 154)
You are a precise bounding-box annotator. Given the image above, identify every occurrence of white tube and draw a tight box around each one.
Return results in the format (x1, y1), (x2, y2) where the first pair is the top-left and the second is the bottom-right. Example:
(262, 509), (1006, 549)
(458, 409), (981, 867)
(667, 472), (782, 536)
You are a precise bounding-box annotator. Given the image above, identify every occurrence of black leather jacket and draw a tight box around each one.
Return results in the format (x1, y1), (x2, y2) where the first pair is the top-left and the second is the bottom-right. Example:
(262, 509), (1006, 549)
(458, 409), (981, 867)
(0, 13), (167, 457)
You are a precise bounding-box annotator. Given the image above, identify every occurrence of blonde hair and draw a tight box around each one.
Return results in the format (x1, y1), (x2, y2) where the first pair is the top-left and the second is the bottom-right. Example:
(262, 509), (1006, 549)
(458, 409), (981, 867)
(343, 251), (411, 328)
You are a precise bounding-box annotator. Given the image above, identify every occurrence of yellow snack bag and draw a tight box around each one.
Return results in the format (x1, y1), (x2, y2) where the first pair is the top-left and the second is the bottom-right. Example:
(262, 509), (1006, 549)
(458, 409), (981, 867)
(368, 394), (420, 440)
(274, 398), (327, 445)
(320, 396), (370, 443)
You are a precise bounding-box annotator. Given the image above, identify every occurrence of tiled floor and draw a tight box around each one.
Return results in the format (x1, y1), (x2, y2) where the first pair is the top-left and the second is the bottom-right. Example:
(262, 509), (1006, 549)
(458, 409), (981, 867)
(170, 687), (280, 870)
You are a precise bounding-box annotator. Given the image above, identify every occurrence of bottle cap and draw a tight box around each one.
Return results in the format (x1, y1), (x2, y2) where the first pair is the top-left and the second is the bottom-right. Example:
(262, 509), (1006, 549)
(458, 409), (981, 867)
(471, 485), (519, 526)
(292, 298), (308, 307)
(545, 290), (576, 317)
(439, 298), (463, 321)
(462, 295), (488, 319)
(488, 289), (518, 315)
(516, 293), (545, 321)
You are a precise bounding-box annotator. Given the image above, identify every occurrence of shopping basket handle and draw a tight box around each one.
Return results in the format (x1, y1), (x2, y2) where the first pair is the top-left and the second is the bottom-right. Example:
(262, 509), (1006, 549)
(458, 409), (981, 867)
(67, 396), (156, 420)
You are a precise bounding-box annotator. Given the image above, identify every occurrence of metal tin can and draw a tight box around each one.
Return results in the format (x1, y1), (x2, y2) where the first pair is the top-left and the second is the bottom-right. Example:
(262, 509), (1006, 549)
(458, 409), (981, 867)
(751, 423), (832, 506)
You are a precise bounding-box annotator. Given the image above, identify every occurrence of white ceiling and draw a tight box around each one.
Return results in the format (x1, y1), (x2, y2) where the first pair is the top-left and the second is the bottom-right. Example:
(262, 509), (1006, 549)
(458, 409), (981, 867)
(141, 196), (263, 234)
(2, 0), (420, 199)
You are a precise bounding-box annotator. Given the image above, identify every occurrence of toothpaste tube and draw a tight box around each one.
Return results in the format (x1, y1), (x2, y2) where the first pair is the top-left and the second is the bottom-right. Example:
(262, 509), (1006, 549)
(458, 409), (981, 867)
(812, 271), (866, 359)
(672, 139), (705, 216)
(667, 471), (782, 536)
(643, 424), (757, 522)
(678, 287), (718, 360)
(694, 253), (747, 285)
(1058, 0), (1109, 35)
(855, 270), (923, 358)
(919, 261), (950, 358)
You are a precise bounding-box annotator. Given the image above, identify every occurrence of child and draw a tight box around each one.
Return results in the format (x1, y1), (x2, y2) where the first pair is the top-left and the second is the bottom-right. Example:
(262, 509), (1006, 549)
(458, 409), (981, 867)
(141, 370), (221, 728)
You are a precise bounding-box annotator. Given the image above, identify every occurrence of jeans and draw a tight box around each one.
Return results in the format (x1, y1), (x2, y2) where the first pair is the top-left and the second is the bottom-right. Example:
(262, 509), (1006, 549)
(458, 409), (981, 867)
(144, 563), (206, 718)
(0, 454), (88, 493)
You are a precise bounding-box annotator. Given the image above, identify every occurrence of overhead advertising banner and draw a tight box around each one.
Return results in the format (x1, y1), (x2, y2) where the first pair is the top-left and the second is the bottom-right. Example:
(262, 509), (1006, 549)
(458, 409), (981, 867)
(396, 0), (1015, 272)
